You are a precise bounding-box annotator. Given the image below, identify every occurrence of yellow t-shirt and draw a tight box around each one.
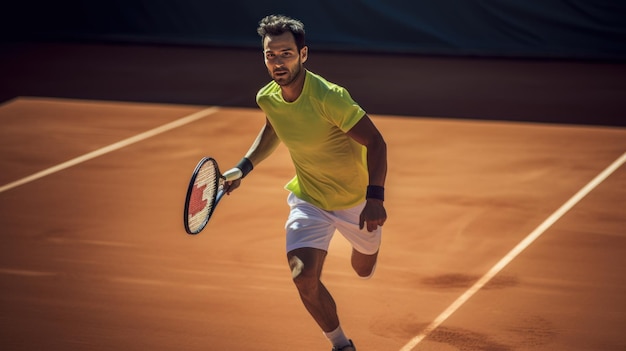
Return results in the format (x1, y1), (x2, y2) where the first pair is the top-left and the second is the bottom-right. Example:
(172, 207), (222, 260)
(256, 70), (368, 210)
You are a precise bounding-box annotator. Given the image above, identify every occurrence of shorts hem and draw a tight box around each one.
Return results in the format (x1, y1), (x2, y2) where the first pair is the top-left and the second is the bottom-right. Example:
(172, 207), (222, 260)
(286, 242), (329, 254)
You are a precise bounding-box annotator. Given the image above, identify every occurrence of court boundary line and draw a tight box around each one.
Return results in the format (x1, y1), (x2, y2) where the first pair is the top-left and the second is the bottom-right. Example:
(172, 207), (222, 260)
(399, 151), (626, 351)
(0, 106), (221, 194)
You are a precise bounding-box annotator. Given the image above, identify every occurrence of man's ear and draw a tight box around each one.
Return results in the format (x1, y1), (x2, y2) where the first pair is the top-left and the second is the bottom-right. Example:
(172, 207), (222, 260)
(300, 46), (308, 63)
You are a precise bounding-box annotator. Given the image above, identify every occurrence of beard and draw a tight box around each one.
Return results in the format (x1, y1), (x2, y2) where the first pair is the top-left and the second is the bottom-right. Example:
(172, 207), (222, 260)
(269, 59), (302, 86)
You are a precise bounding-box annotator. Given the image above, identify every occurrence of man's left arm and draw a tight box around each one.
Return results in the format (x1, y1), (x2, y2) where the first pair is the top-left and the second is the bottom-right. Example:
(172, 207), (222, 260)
(346, 114), (388, 232)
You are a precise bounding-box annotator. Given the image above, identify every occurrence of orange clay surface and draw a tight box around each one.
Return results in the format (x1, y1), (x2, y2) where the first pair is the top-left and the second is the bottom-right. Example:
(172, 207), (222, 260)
(1, 97), (625, 350)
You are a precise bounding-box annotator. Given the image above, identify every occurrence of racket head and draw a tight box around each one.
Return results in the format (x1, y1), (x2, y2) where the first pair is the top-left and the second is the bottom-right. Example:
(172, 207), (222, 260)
(184, 157), (222, 234)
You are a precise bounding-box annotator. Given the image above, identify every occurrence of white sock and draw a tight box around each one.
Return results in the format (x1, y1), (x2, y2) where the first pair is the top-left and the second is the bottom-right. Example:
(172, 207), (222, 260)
(324, 325), (350, 348)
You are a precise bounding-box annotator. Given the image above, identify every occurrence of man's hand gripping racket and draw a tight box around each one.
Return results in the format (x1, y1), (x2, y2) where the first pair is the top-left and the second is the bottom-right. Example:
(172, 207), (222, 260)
(183, 157), (243, 234)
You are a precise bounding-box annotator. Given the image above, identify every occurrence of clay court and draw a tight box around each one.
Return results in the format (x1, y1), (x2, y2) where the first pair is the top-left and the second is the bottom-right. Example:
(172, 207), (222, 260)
(1, 40), (626, 351)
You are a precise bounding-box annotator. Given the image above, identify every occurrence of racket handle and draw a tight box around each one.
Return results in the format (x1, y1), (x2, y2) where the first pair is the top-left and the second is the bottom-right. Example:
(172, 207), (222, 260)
(222, 168), (243, 181)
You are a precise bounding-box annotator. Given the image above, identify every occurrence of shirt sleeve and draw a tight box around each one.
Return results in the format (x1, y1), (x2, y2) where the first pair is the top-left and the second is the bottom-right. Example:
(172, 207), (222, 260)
(322, 86), (366, 132)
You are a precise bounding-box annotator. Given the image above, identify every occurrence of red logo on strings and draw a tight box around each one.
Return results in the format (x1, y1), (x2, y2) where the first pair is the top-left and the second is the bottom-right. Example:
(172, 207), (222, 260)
(189, 183), (208, 216)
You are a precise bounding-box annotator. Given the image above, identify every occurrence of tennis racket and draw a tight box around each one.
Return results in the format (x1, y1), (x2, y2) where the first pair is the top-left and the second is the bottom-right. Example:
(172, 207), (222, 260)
(183, 157), (242, 234)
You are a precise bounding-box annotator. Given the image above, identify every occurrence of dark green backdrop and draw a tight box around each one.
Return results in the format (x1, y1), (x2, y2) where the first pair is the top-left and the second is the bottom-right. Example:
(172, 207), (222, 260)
(3, 0), (625, 59)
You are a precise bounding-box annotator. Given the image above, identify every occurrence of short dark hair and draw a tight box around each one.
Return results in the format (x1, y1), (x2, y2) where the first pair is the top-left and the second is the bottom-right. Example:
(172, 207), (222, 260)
(257, 15), (306, 51)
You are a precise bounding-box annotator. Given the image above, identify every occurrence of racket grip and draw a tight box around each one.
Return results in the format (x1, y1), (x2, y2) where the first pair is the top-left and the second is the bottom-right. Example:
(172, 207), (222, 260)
(222, 168), (243, 181)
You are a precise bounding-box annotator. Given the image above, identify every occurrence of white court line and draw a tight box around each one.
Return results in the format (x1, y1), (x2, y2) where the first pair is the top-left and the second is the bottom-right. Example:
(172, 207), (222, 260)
(400, 151), (626, 351)
(0, 106), (220, 194)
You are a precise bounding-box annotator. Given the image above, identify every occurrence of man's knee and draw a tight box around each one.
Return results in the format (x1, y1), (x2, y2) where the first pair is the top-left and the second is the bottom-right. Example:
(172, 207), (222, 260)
(289, 254), (322, 293)
(354, 262), (377, 279)
(351, 249), (378, 279)
(289, 255), (305, 279)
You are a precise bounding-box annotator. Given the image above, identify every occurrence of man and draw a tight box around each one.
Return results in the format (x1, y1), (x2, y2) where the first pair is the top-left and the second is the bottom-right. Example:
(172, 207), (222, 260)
(225, 14), (387, 351)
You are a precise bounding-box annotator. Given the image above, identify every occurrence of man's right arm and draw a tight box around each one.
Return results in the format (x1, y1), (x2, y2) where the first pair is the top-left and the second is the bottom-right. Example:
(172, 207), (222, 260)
(244, 117), (280, 166)
(225, 118), (280, 194)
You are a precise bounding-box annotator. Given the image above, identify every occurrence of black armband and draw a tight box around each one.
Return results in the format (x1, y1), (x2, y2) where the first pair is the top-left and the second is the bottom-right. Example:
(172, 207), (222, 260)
(366, 185), (385, 201)
(236, 157), (254, 178)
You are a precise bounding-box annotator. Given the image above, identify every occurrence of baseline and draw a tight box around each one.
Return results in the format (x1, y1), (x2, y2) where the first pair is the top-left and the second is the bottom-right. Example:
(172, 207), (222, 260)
(0, 106), (220, 194)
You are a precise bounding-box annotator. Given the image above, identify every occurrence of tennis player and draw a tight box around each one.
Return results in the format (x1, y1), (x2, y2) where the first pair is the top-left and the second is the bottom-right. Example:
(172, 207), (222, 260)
(225, 14), (387, 351)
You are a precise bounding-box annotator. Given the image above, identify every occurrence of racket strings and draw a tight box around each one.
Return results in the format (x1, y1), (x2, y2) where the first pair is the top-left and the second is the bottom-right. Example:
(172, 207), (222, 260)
(187, 162), (219, 233)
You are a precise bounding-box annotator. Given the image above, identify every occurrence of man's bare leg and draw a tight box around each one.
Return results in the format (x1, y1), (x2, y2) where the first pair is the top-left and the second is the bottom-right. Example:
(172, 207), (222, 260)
(288, 247), (339, 332)
(351, 249), (378, 279)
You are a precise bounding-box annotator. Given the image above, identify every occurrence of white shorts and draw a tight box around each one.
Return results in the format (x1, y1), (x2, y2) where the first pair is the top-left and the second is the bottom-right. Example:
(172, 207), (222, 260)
(285, 192), (382, 255)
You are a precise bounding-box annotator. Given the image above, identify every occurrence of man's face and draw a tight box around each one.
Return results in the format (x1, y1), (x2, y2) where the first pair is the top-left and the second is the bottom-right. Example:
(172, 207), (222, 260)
(263, 32), (307, 86)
